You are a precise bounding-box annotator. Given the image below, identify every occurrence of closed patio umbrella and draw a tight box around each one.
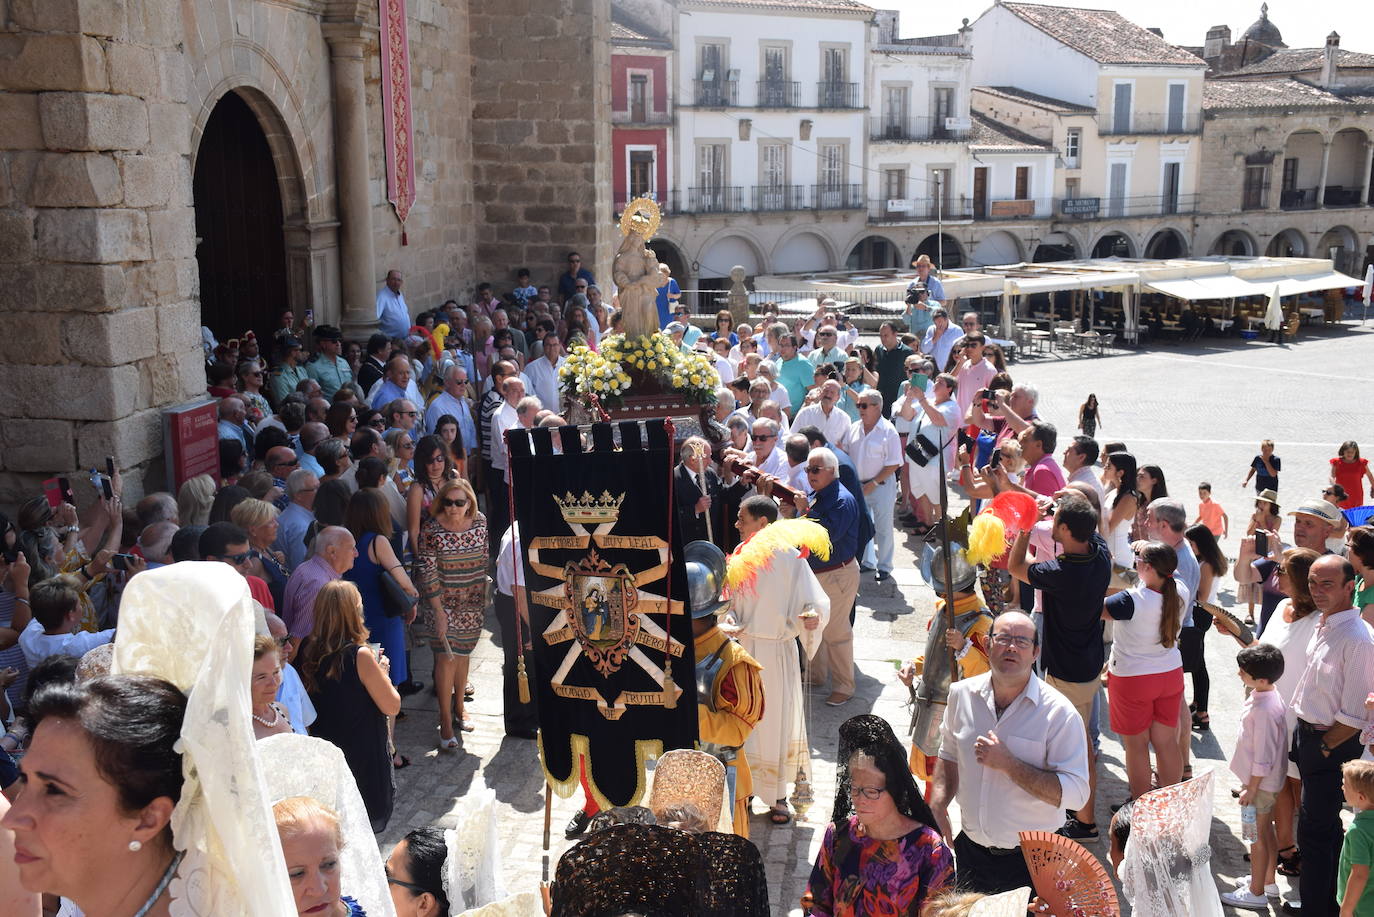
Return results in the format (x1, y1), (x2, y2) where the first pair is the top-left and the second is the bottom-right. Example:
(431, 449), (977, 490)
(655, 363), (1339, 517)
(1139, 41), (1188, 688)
(1263, 283), (1284, 331)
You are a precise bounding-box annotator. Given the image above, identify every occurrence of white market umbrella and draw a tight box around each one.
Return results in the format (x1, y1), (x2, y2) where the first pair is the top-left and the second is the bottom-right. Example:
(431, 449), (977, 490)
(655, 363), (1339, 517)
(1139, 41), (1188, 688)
(1263, 283), (1284, 331)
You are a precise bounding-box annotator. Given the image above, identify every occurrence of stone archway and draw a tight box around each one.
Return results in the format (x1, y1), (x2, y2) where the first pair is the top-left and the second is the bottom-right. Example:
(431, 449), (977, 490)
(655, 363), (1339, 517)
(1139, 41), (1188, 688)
(913, 233), (964, 270)
(649, 239), (689, 290)
(1091, 231), (1135, 259)
(970, 230), (1024, 268)
(1032, 231), (1079, 263)
(1266, 228), (1307, 257)
(845, 235), (902, 270)
(1209, 229), (1258, 257)
(1317, 225), (1359, 273)
(1144, 228), (1188, 259)
(193, 90), (294, 346)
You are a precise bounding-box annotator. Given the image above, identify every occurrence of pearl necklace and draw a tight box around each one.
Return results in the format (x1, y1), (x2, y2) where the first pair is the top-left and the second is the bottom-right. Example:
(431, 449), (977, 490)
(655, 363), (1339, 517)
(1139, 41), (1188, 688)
(252, 704), (280, 727)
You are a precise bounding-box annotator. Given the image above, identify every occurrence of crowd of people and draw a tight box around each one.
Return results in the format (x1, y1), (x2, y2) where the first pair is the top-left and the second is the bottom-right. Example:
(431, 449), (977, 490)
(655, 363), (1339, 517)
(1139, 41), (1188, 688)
(2, 255), (1373, 917)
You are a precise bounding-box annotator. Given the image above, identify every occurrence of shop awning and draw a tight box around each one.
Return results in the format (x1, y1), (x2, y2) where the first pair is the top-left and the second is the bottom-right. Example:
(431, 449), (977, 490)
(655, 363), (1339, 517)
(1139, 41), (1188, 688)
(1274, 270), (1363, 296)
(1004, 271), (1139, 295)
(1147, 270), (1361, 300)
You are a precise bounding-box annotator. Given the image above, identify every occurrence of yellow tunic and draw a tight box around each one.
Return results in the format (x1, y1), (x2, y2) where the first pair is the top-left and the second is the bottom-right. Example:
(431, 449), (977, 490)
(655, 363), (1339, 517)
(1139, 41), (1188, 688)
(694, 626), (765, 838)
(907, 593), (992, 781)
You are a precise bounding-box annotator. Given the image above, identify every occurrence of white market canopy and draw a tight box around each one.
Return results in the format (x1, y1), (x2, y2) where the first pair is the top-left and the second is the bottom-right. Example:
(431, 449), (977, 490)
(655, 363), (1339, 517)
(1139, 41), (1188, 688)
(751, 256), (1358, 340)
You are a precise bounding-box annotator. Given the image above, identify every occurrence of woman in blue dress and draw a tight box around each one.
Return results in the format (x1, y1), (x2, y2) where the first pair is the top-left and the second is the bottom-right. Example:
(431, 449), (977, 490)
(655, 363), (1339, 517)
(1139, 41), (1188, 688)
(343, 488), (417, 695)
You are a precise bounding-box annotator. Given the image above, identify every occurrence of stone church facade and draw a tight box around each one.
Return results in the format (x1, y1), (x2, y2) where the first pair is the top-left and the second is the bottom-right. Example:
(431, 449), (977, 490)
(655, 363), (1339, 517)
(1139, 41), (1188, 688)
(0, 0), (613, 503)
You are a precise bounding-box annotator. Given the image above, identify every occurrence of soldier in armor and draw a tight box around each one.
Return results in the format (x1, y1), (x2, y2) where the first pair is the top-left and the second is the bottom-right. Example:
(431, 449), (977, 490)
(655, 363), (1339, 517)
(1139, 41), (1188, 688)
(899, 543), (993, 790)
(686, 541), (765, 837)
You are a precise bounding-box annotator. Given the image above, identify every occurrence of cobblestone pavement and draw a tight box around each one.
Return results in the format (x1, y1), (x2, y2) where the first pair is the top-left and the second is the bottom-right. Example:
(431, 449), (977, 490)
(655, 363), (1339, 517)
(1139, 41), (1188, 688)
(378, 324), (1374, 915)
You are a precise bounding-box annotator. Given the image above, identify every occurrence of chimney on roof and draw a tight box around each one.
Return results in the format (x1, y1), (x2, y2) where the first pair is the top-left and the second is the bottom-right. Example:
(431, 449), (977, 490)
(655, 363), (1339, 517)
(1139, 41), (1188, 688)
(1321, 31), (1340, 89)
(1146, 27), (1163, 38)
(874, 9), (899, 44)
(1204, 25), (1231, 61)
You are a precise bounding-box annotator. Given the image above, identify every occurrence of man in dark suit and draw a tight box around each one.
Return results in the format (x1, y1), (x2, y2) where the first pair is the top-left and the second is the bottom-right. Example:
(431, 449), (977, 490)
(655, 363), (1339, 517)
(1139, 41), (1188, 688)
(356, 332), (391, 396)
(674, 436), (725, 549)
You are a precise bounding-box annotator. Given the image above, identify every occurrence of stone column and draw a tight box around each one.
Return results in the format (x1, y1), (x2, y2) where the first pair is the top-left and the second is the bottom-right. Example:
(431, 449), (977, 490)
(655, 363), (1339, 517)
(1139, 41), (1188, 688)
(1358, 139), (1374, 206)
(1268, 156), (1284, 211)
(1316, 140), (1332, 210)
(322, 25), (380, 340)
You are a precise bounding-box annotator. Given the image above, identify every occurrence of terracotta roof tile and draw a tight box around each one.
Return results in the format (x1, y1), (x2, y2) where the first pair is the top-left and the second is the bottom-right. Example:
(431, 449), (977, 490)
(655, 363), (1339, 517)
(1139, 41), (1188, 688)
(974, 85), (1095, 113)
(1202, 78), (1374, 110)
(1001, 2), (1205, 66)
(1222, 47), (1374, 77)
(969, 112), (1055, 150)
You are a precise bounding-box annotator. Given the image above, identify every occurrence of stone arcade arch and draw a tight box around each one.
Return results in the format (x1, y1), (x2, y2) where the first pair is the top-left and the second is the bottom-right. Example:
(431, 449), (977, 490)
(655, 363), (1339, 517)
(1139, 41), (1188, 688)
(845, 235), (903, 271)
(1091, 231), (1135, 259)
(1316, 225), (1360, 274)
(913, 233), (964, 270)
(1265, 228), (1308, 258)
(1031, 231), (1079, 263)
(1209, 229), (1258, 257)
(1144, 228), (1189, 259)
(970, 231), (1024, 268)
(649, 239), (689, 291)
(192, 90), (297, 345)
(772, 231), (834, 274)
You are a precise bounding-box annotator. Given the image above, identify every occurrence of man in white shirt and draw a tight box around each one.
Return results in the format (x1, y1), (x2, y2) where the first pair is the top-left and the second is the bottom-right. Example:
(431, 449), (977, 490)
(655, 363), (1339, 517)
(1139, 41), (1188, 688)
(791, 380), (852, 451)
(424, 363), (479, 461)
(376, 269), (410, 338)
(746, 417), (790, 478)
(523, 332), (565, 415)
(1289, 555), (1374, 914)
(931, 610), (1091, 895)
(1062, 436), (1106, 506)
(845, 390), (902, 582)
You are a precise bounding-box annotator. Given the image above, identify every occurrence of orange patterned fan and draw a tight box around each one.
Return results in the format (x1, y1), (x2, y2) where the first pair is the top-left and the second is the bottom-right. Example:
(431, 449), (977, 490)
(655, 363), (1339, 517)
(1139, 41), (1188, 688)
(1019, 830), (1120, 917)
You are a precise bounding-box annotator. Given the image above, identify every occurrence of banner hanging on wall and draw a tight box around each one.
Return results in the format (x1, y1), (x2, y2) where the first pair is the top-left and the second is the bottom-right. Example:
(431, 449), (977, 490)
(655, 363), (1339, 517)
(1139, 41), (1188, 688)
(378, 0), (416, 241)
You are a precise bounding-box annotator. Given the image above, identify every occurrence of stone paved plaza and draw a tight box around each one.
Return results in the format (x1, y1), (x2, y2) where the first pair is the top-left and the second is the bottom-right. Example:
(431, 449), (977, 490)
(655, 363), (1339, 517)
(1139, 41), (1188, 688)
(381, 323), (1374, 915)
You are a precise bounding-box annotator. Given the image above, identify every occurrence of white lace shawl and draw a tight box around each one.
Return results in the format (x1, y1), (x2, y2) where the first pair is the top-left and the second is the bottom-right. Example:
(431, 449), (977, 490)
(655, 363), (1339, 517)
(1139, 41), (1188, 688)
(442, 788), (508, 912)
(1120, 769), (1224, 917)
(112, 562), (298, 917)
(258, 734), (396, 917)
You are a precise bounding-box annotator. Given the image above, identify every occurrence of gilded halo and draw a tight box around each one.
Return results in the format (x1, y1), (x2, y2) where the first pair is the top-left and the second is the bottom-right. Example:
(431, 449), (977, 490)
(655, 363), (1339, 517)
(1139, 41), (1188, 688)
(618, 197), (661, 239)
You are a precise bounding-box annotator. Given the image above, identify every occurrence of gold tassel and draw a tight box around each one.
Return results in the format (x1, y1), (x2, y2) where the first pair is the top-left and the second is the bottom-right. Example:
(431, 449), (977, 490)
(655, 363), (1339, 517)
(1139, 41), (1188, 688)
(517, 656), (531, 705)
(662, 667), (677, 709)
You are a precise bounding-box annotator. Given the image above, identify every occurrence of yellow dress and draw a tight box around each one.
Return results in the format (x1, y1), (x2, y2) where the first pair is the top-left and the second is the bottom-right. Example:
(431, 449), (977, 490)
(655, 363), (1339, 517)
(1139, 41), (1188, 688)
(907, 593), (992, 781)
(694, 626), (765, 837)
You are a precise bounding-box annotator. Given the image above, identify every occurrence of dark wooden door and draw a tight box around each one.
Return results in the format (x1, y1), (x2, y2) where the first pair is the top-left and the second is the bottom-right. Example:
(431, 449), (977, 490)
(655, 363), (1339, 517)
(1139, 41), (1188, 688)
(973, 167), (988, 218)
(193, 91), (289, 347)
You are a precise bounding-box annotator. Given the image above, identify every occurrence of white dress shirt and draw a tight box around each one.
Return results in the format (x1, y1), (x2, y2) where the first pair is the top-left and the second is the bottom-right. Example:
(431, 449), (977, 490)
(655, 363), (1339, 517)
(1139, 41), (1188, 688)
(846, 416), (902, 482)
(376, 286), (411, 339)
(495, 524), (526, 596)
(755, 446), (790, 478)
(491, 401), (521, 480)
(938, 671), (1092, 849)
(1290, 608), (1374, 729)
(524, 355), (565, 414)
(791, 403), (852, 450)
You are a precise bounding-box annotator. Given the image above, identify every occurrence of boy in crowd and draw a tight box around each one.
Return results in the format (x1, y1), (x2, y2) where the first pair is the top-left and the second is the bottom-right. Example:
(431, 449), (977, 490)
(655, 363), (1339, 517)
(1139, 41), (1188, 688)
(17, 575), (116, 668)
(1194, 482), (1229, 538)
(1222, 643), (1288, 910)
(1339, 760), (1374, 916)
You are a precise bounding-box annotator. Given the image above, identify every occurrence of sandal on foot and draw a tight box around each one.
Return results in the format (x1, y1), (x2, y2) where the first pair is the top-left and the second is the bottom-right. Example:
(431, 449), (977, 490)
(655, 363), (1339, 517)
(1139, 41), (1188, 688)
(1191, 711), (1210, 731)
(392, 754), (412, 769)
(769, 807), (792, 825)
(459, 717), (476, 733)
(1277, 845), (1301, 877)
(438, 736), (459, 750)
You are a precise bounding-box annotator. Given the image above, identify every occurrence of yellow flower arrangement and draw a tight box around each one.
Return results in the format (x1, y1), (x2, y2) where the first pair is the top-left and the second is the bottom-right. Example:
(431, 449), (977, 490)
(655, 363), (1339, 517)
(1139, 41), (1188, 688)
(559, 332), (720, 407)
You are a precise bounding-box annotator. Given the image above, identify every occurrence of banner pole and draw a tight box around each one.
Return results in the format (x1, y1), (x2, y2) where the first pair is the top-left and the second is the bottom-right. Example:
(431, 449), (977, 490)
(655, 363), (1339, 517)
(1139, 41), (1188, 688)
(543, 780), (554, 852)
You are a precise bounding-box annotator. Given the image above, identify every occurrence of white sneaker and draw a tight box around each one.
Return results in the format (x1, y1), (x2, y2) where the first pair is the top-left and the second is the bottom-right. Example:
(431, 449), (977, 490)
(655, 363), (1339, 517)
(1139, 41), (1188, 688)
(1221, 887), (1271, 911)
(1235, 877), (1282, 897)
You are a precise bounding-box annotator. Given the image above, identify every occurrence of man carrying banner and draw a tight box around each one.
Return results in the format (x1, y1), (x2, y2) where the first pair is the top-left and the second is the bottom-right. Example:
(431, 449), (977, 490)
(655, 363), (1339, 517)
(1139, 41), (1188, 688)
(687, 540), (765, 838)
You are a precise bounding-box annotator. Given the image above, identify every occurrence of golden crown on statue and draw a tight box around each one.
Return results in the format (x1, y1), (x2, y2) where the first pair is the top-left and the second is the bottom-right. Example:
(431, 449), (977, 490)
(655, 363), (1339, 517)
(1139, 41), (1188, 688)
(553, 490), (626, 526)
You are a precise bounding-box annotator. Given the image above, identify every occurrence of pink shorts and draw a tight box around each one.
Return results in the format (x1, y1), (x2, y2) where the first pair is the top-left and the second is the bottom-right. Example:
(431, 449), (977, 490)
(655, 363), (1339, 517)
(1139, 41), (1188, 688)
(1107, 668), (1184, 735)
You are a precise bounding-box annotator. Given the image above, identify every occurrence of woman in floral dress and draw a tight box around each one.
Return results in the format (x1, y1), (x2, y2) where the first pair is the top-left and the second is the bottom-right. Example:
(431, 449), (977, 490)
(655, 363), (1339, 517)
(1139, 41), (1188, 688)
(414, 477), (488, 749)
(806, 715), (954, 916)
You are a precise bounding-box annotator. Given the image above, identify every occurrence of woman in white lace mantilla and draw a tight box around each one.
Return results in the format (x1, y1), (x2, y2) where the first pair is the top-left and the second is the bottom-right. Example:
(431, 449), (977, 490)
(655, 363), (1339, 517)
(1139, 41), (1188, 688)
(384, 789), (541, 917)
(259, 733), (396, 917)
(1118, 768), (1223, 916)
